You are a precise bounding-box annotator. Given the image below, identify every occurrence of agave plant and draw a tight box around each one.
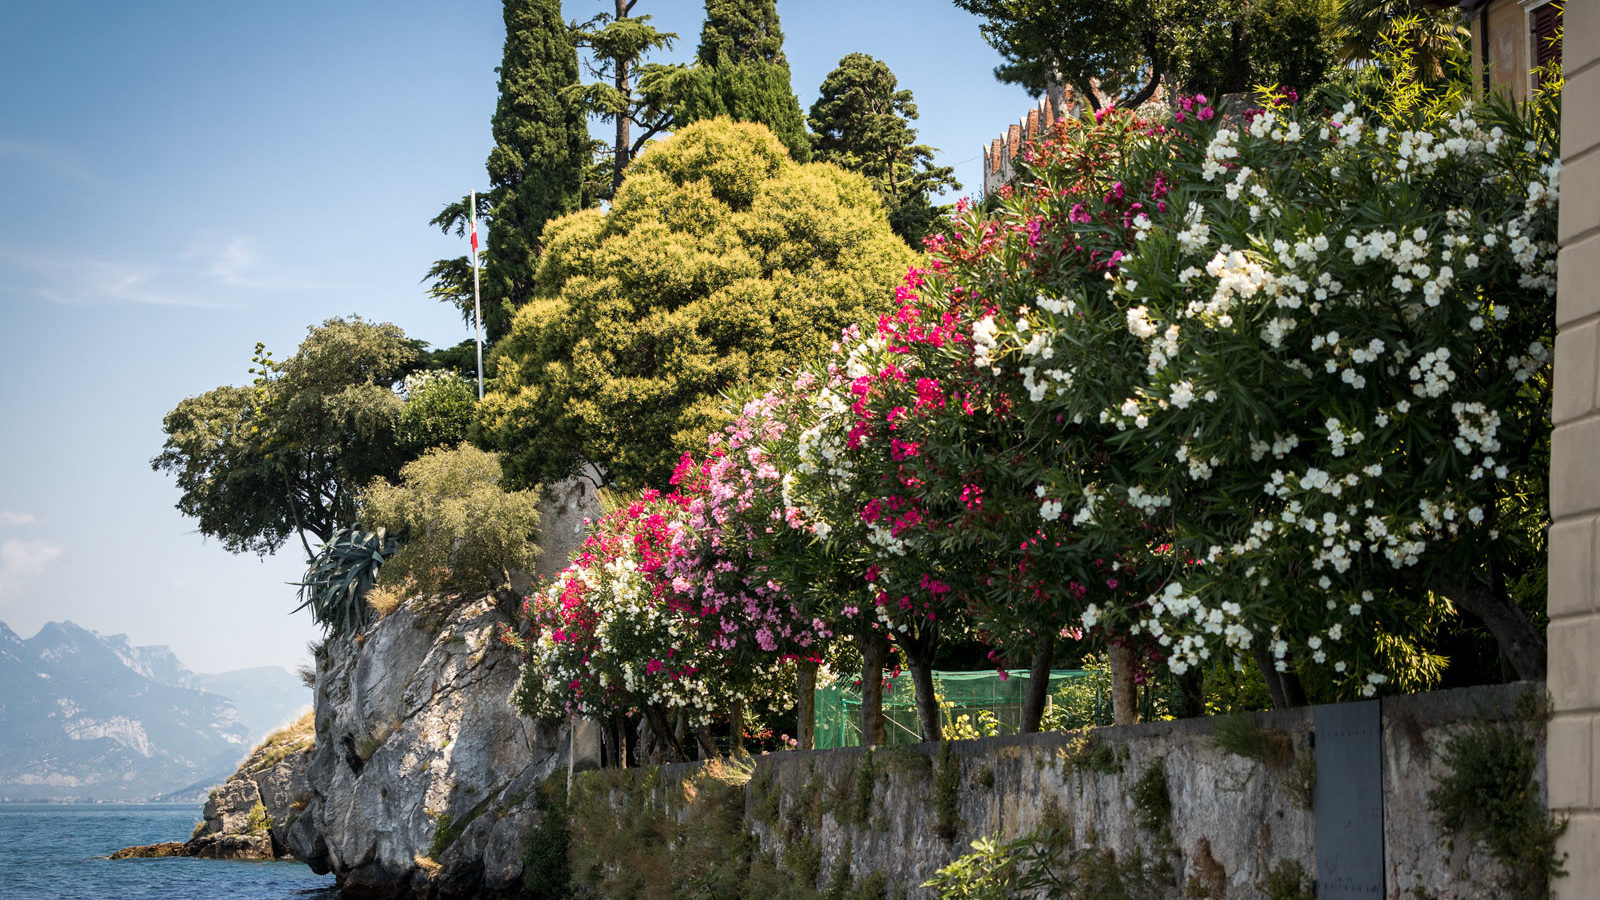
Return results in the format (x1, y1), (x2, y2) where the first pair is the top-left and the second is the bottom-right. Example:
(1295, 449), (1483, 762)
(293, 526), (402, 636)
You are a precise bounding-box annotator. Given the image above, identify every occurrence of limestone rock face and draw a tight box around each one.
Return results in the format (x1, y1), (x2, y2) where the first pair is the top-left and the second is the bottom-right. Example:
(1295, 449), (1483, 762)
(287, 597), (567, 898)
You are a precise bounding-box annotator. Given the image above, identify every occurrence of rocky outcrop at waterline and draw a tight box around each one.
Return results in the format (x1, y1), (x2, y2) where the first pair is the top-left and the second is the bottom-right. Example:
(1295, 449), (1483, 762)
(284, 596), (568, 897)
(114, 711), (316, 861)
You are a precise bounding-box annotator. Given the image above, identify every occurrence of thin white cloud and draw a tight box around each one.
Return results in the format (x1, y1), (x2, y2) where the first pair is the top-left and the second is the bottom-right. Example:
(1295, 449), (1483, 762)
(0, 246), (228, 308)
(0, 512), (36, 527)
(182, 235), (340, 292)
(0, 231), (338, 308)
(0, 138), (94, 185)
(0, 538), (63, 598)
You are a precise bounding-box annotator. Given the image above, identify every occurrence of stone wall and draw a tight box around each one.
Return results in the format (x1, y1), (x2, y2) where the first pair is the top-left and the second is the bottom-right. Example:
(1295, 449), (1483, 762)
(1549, 0), (1600, 895)
(572, 682), (1543, 900)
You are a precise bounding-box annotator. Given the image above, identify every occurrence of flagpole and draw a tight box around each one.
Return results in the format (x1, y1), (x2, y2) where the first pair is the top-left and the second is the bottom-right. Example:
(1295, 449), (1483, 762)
(470, 190), (484, 400)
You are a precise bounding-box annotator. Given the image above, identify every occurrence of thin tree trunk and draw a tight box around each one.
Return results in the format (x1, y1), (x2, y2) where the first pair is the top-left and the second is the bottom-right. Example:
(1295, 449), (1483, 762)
(1428, 568), (1547, 680)
(797, 659), (817, 750)
(611, 0), (630, 197)
(1280, 669), (1308, 707)
(907, 655), (944, 743)
(1108, 641), (1140, 726)
(1020, 634), (1055, 733)
(729, 698), (745, 754)
(860, 631), (889, 748)
(1252, 644), (1309, 709)
(1177, 667), (1205, 719)
(601, 714), (621, 767)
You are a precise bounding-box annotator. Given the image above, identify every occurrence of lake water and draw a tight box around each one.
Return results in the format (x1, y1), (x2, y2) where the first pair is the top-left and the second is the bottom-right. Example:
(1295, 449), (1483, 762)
(0, 804), (338, 899)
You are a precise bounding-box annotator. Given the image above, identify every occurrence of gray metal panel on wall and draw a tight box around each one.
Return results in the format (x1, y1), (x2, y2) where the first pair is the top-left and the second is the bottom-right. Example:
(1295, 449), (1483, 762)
(1314, 699), (1383, 898)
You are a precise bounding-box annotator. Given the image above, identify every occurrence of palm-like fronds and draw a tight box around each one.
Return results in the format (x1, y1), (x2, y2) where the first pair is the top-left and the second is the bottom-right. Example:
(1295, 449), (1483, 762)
(293, 526), (402, 636)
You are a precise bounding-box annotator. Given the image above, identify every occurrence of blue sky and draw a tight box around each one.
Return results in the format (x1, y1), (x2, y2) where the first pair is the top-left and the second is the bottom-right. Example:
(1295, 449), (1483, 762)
(0, 1), (1031, 673)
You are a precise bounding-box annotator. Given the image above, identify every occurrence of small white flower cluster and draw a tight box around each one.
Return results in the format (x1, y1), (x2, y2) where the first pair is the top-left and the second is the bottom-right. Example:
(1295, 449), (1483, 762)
(1176, 202), (1210, 253)
(1201, 128), (1240, 181)
(1408, 347), (1456, 398)
(972, 315), (1000, 370)
(1124, 484), (1172, 515)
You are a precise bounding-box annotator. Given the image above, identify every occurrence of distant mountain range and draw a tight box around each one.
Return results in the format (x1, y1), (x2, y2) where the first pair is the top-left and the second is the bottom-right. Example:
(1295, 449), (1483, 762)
(0, 620), (310, 802)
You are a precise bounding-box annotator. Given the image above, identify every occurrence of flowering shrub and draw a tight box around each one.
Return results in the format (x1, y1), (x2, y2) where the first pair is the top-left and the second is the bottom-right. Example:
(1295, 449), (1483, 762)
(968, 89), (1558, 693)
(514, 490), (779, 737)
(513, 75), (1560, 734)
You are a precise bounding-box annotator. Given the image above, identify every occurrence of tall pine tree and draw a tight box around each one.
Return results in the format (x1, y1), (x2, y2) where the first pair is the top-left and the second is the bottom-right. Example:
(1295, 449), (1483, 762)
(678, 0), (810, 162)
(571, 1), (681, 199)
(808, 54), (958, 246)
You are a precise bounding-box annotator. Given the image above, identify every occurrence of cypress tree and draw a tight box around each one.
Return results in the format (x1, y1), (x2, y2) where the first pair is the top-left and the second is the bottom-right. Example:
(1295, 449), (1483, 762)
(482, 0), (589, 341)
(678, 0), (810, 162)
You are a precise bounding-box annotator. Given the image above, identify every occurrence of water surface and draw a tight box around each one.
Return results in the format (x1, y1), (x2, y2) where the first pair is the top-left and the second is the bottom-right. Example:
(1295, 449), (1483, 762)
(0, 804), (337, 900)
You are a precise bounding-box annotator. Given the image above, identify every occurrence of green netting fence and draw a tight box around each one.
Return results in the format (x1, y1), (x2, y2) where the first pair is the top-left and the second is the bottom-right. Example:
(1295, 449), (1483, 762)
(814, 668), (1091, 748)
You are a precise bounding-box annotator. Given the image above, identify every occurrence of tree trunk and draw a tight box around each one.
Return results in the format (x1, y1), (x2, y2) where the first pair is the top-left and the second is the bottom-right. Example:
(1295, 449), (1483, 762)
(642, 705), (685, 763)
(1021, 634), (1055, 733)
(1177, 666), (1205, 719)
(610, 0), (631, 197)
(729, 698), (746, 754)
(601, 714), (621, 767)
(859, 631), (890, 748)
(907, 655), (944, 743)
(1108, 641), (1140, 726)
(797, 659), (817, 750)
(1252, 644), (1308, 709)
(696, 724), (720, 760)
(1428, 567), (1548, 680)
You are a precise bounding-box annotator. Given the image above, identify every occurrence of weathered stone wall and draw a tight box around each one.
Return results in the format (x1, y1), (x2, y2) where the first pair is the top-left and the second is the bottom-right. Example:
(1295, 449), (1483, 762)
(574, 682), (1542, 900)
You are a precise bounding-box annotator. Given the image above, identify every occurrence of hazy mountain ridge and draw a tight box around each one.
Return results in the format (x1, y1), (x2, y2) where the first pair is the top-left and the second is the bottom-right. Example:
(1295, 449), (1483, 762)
(0, 620), (309, 801)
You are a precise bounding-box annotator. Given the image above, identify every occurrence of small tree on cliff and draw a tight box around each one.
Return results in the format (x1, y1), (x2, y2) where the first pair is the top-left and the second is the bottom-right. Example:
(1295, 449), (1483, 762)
(476, 119), (914, 493)
(677, 0), (811, 162)
(808, 53), (958, 246)
(153, 318), (421, 560)
(362, 443), (542, 602)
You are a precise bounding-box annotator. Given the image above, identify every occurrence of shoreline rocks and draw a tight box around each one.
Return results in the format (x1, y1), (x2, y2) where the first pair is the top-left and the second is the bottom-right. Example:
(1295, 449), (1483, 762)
(112, 711), (315, 863)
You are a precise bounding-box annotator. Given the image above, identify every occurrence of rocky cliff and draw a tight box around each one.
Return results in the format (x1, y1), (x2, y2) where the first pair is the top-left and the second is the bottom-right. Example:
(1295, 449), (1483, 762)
(114, 711), (316, 861)
(286, 597), (568, 897)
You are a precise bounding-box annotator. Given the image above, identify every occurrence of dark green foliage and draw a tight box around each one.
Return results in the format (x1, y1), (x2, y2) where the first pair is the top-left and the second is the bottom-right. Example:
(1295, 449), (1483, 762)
(429, 812), (460, 858)
(293, 527), (400, 637)
(807, 54), (958, 246)
(1177, 0), (1340, 97)
(1210, 716), (1294, 769)
(679, 0), (810, 162)
(521, 775), (571, 898)
(1130, 762), (1171, 834)
(483, 0), (589, 341)
(153, 317), (420, 559)
(422, 192), (493, 329)
(396, 371), (476, 453)
(479, 118), (913, 491)
(933, 741), (962, 839)
(1427, 702), (1566, 900)
(954, 0), (1342, 109)
(570, 5), (683, 199)
(696, 0), (786, 66)
(1261, 860), (1314, 900)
